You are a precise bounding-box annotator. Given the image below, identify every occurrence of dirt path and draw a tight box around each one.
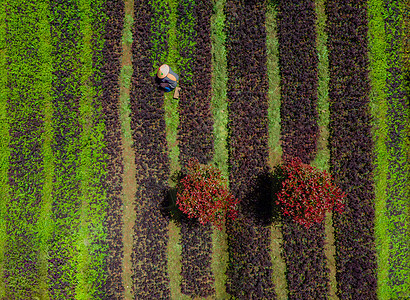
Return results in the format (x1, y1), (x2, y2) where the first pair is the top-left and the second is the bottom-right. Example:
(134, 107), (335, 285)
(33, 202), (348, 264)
(314, 0), (337, 298)
(266, 2), (288, 299)
(119, 0), (136, 299)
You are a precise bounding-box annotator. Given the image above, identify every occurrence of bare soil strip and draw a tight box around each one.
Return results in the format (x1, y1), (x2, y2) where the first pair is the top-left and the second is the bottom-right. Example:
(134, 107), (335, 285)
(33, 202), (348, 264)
(313, 0), (337, 298)
(210, 0), (230, 298)
(163, 0), (186, 297)
(119, 0), (136, 299)
(266, 3), (288, 299)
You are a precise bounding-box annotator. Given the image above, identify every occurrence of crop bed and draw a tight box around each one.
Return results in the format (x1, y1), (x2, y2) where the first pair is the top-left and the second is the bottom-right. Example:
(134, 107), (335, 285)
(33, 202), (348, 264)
(5, 3), (47, 298)
(327, 0), (379, 298)
(0, 0), (408, 299)
(99, 0), (125, 297)
(130, 0), (171, 298)
(48, 2), (82, 298)
(277, 1), (329, 299)
(224, 1), (276, 299)
(177, 0), (215, 297)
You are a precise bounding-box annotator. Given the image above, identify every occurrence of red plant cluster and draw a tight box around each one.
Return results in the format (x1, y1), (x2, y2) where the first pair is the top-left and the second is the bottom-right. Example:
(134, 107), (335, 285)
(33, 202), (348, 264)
(274, 157), (346, 228)
(176, 159), (238, 230)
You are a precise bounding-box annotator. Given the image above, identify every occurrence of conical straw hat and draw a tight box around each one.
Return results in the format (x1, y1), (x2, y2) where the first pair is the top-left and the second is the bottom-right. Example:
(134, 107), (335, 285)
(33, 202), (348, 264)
(157, 64), (169, 79)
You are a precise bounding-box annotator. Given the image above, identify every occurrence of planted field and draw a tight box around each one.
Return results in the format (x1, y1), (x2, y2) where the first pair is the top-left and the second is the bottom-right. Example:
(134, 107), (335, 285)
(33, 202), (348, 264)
(1, 0), (408, 299)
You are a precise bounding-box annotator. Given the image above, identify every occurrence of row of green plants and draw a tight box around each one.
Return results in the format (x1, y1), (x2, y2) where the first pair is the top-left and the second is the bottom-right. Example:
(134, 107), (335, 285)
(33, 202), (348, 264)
(209, 0), (230, 298)
(48, 0), (111, 297)
(76, 0), (111, 298)
(368, 0), (390, 299)
(47, 1), (83, 298)
(1, 1), (113, 298)
(161, 0), (185, 298)
(36, 1), (54, 297)
(383, 1), (410, 298)
(312, 0), (336, 297)
(0, 0), (7, 295)
(265, 1), (288, 299)
(2, 2), (50, 298)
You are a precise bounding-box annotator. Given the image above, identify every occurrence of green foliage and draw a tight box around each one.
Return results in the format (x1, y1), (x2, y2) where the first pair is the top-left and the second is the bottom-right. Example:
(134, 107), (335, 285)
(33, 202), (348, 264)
(312, 0), (329, 172)
(176, 0), (196, 84)
(122, 14), (134, 45)
(120, 65), (133, 89)
(368, 1), (390, 298)
(150, 0), (171, 74)
(384, 1), (410, 298)
(266, 0), (282, 169)
(47, 1), (82, 297)
(36, 1), (54, 299)
(210, 1), (230, 297)
(3, 1), (50, 297)
(162, 1), (184, 299)
(0, 0), (8, 296)
(211, 0), (229, 181)
(76, 0), (109, 298)
(164, 0), (180, 176)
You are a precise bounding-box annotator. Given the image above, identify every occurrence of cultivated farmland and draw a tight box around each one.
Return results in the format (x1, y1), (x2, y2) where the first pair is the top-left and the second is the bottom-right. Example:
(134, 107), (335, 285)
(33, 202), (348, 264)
(0, 0), (408, 299)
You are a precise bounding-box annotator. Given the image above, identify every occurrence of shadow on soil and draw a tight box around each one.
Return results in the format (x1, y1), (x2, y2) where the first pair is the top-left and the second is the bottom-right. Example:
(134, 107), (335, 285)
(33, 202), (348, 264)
(159, 170), (186, 224)
(242, 171), (283, 227)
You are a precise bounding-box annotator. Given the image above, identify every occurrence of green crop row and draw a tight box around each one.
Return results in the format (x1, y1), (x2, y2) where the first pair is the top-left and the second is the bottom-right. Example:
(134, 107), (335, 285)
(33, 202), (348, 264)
(36, 1), (54, 298)
(161, 0), (185, 299)
(48, 0), (82, 298)
(313, 1), (337, 299)
(176, 0), (196, 84)
(0, 0), (8, 297)
(163, 0), (181, 176)
(312, 0), (330, 173)
(150, 0), (171, 72)
(210, 0), (230, 299)
(76, 0), (109, 298)
(266, 0), (282, 171)
(2, 1), (51, 298)
(384, 1), (410, 298)
(367, 0), (389, 298)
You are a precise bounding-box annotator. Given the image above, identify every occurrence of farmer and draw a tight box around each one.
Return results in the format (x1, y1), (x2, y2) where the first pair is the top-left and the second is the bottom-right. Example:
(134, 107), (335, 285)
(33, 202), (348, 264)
(156, 64), (179, 92)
